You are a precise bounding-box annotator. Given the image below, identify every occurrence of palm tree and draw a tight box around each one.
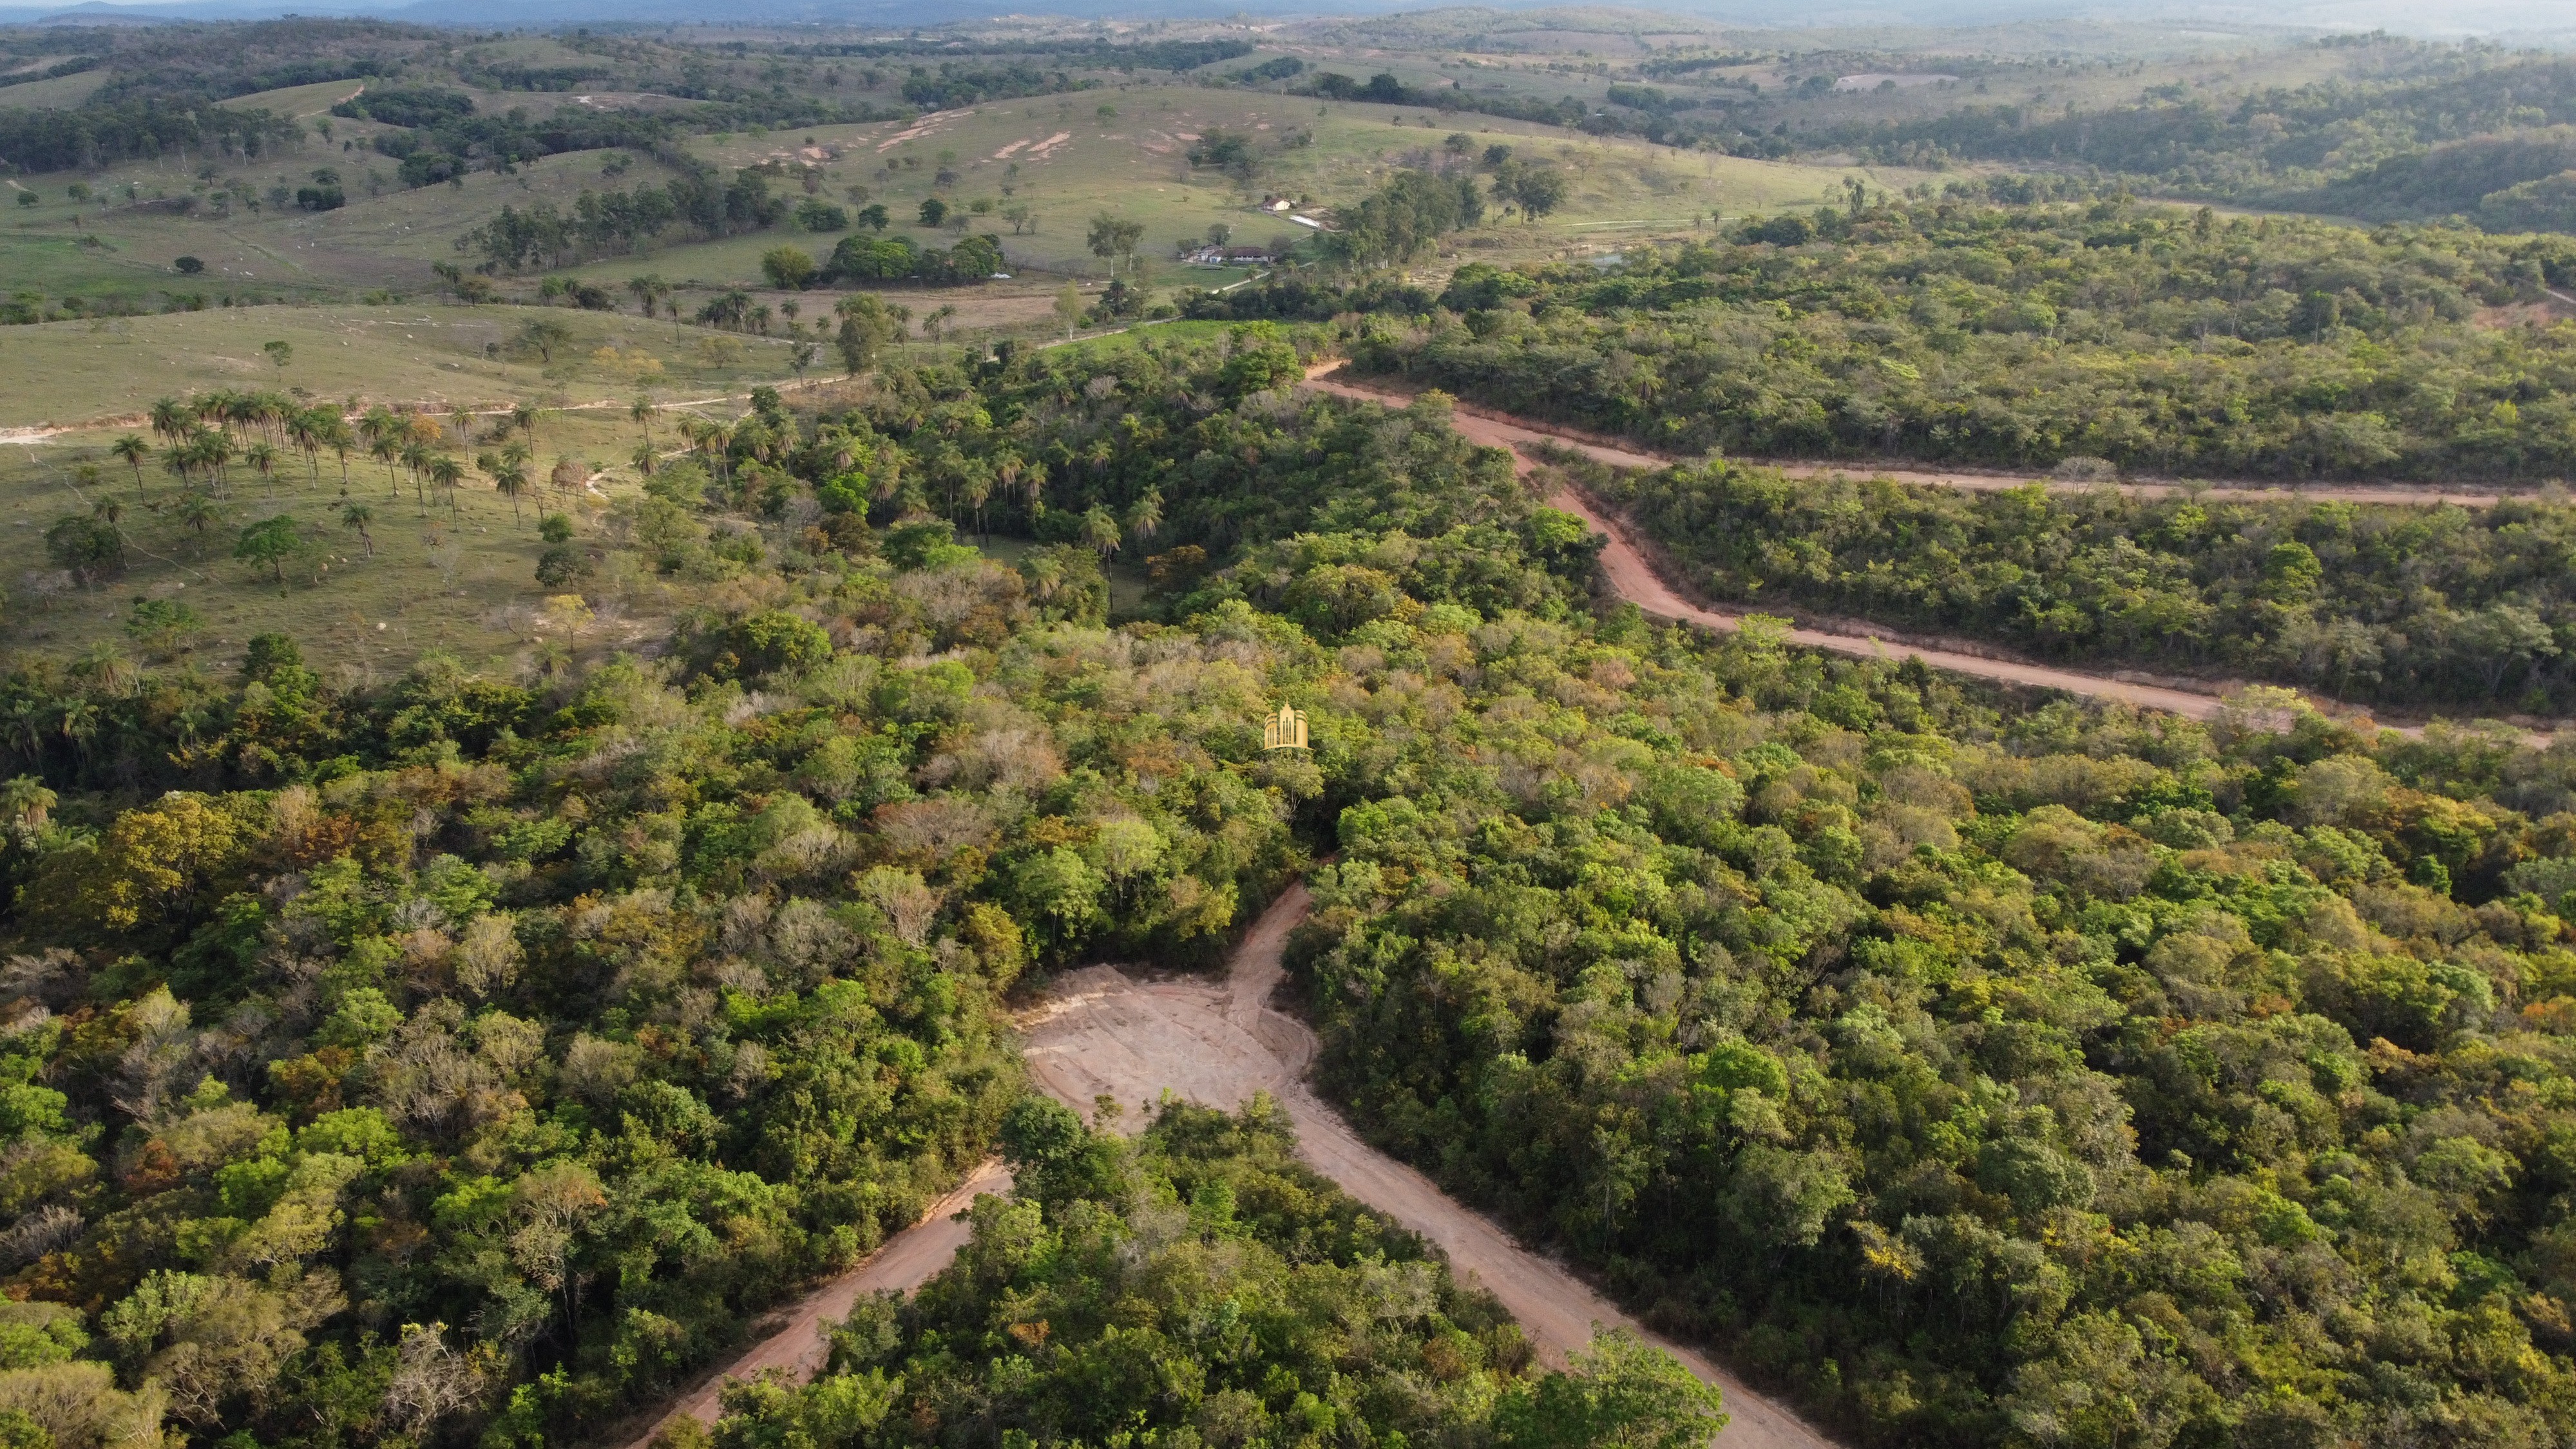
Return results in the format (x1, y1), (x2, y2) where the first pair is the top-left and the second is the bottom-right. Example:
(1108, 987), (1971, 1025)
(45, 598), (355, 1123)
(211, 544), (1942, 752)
(196, 431), (234, 493)
(359, 408), (401, 498)
(1011, 455), (1047, 524)
(72, 641), (136, 696)
(147, 397), (189, 446)
(0, 775), (53, 834)
(1125, 488), (1163, 546)
(285, 410), (324, 486)
(4, 697), (49, 778)
(244, 441), (281, 497)
(511, 402), (542, 451)
(1025, 550), (1065, 604)
(490, 460), (528, 523)
(325, 416), (356, 493)
(55, 696), (98, 770)
(629, 440), (656, 478)
(823, 432), (857, 476)
(110, 435), (150, 496)
(341, 502), (376, 556)
(224, 392), (263, 443)
(631, 395), (655, 444)
(399, 441), (433, 511)
(1080, 504), (1122, 559)
(245, 393), (283, 447)
(368, 433), (402, 500)
(428, 454), (466, 516)
(174, 489), (220, 550)
(700, 422), (735, 486)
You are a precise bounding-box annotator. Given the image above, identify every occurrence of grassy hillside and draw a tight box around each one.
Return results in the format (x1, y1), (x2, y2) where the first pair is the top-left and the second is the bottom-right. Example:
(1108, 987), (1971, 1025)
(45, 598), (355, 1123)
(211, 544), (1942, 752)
(0, 304), (801, 428)
(0, 302), (818, 679)
(4, 88), (1905, 319)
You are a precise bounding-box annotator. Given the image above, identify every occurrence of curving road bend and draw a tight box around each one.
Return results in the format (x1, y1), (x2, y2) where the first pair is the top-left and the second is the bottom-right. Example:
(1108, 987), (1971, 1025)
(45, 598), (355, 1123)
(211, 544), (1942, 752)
(1300, 368), (2235, 723)
(617, 361), (2531, 1449)
(1300, 366), (2516, 509)
(624, 887), (1843, 1449)
(1023, 884), (1842, 1449)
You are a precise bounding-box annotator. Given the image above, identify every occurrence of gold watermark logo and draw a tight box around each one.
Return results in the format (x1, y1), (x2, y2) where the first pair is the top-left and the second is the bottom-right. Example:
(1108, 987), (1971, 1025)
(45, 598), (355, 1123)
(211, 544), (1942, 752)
(1263, 703), (1308, 751)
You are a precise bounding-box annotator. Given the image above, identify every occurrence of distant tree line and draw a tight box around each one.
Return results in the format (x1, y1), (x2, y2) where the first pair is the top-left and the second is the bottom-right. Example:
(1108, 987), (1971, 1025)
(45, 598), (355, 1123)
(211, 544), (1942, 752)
(779, 36), (1252, 74)
(455, 160), (790, 272)
(1827, 45), (2576, 229)
(1302, 69), (1592, 129)
(0, 97), (301, 173)
(897, 62), (1093, 109)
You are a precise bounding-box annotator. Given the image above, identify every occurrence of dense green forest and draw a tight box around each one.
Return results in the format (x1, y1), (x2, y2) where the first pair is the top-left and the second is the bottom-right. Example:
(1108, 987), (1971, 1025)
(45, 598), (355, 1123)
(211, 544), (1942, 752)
(1347, 195), (2576, 480)
(18, 323), (2576, 1449)
(0, 327), (1608, 1448)
(710, 1097), (1724, 1449)
(1288, 605), (2576, 1449)
(1834, 43), (2576, 231)
(1566, 455), (2576, 715)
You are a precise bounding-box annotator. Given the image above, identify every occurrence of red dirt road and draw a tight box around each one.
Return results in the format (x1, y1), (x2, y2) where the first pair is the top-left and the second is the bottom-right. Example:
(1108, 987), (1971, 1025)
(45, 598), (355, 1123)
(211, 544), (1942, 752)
(1301, 368), (2514, 508)
(620, 1159), (1015, 1449)
(1301, 370), (2232, 723)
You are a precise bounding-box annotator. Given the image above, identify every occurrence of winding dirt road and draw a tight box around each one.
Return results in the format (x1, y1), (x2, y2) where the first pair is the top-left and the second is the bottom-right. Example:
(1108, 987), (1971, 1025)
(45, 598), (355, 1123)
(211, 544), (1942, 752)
(1299, 369), (2238, 724)
(1301, 366), (2519, 509)
(622, 887), (1842, 1449)
(1022, 884), (1840, 1449)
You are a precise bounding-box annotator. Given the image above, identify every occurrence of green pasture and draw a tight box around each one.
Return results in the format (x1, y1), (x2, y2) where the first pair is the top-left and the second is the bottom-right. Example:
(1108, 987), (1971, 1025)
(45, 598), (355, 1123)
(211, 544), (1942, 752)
(0, 304), (803, 430)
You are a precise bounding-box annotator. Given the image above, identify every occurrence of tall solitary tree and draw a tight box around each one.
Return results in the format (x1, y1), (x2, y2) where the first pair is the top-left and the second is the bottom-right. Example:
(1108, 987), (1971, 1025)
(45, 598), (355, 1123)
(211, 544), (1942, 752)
(1087, 213), (1145, 276)
(234, 514), (305, 583)
(110, 435), (150, 496)
(340, 502), (375, 556)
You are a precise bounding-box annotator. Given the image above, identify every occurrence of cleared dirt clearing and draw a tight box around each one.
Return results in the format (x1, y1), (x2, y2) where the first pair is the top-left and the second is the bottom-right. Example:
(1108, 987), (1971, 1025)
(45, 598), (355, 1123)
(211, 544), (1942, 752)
(1024, 884), (1843, 1449)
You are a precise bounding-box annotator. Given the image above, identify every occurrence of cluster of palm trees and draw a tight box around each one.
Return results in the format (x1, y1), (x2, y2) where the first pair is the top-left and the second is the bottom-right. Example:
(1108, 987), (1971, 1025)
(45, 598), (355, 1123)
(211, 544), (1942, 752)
(138, 390), (359, 499)
(352, 406), (473, 517)
(120, 392), (590, 580)
(675, 413), (749, 486)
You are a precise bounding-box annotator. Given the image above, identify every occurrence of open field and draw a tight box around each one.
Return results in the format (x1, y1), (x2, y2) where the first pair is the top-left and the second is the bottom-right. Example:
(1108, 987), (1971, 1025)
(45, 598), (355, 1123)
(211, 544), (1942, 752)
(3, 79), (1914, 318)
(0, 380), (698, 677)
(0, 299), (819, 678)
(215, 77), (369, 116)
(0, 66), (106, 109)
(0, 303), (804, 430)
(3, 431), (609, 687)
